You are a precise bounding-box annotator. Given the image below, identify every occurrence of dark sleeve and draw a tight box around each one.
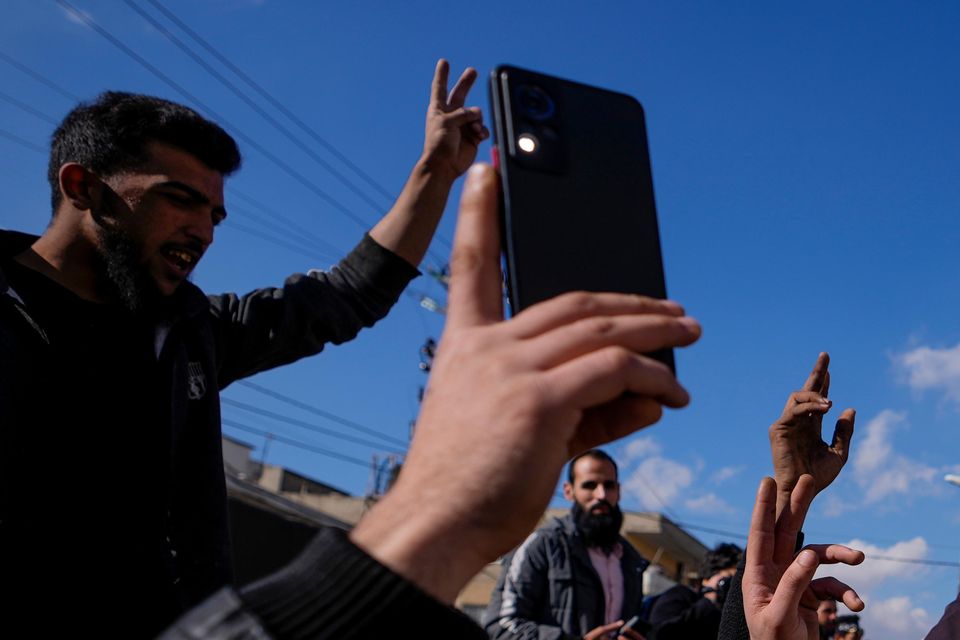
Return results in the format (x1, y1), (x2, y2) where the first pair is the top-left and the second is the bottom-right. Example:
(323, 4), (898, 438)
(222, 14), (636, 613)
(648, 586), (719, 640)
(159, 527), (484, 639)
(717, 554), (748, 640)
(208, 234), (419, 386)
(926, 595), (960, 640)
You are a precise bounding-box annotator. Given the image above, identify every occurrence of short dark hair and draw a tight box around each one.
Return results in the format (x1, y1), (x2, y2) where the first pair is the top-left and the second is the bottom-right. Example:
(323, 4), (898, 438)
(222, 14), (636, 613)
(48, 91), (241, 212)
(700, 542), (743, 579)
(567, 449), (619, 484)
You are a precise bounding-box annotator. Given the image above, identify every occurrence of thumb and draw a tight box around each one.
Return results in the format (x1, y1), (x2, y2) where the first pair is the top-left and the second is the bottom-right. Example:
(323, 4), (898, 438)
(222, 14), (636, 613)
(767, 548), (819, 622)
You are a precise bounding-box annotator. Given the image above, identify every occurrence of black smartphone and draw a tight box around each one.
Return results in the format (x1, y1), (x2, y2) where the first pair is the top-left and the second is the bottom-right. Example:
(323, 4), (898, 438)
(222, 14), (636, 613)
(489, 65), (674, 373)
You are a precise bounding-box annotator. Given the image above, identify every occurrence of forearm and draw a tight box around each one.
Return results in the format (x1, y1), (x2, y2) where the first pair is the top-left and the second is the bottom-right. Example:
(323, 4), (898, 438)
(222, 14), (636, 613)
(368, 158), (458, 267)
(348, 486), (489, 603)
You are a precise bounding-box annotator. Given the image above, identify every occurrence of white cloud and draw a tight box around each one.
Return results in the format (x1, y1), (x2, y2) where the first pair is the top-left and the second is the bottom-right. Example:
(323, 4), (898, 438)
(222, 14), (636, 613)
(850, 411), (938, 504)
(684, 492), (736, 514)
(894, 343), (960, 403)
(855, 595), (933, 640)
(711, 465), (745, 484)
(818, 536), (929, 591)
(622, 456), (694, 511)
(621, 436), (661, 462)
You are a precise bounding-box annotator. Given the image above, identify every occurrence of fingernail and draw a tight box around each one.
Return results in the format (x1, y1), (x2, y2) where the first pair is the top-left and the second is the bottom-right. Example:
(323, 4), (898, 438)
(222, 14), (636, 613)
(797, 549), (818, 567)
(466, 164), (488, 181)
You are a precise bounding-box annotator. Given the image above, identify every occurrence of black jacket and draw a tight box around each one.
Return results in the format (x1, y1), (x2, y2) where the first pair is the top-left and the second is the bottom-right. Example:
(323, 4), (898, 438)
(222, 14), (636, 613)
(0, 229), (417, 637)
(648, 584), (721, 640)
(482, 514), (649, 640)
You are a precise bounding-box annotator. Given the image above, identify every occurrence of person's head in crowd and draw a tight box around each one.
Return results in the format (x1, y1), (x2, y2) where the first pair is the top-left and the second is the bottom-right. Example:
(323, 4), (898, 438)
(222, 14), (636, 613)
(833, 614), (863, 639)
(46, 91), (241, 312)
(563, 449), (622, 551)
(818, 598), (839, 638)
(699, 542), (742, 608)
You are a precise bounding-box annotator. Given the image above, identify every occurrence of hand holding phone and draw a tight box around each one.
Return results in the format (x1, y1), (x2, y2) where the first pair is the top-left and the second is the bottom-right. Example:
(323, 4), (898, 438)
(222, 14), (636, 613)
(489, 65), (675, 373)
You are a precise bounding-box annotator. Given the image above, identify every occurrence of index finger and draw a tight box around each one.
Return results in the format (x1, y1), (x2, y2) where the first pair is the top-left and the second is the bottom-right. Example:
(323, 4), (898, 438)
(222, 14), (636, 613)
(802, 352), (829, 392)
(446, 164), (504, 329)
(431, 59), (450, 106)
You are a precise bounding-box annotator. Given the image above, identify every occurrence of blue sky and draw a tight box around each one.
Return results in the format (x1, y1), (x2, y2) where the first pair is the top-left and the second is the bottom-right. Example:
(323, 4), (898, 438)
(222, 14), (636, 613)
(2, 2), (959, 636)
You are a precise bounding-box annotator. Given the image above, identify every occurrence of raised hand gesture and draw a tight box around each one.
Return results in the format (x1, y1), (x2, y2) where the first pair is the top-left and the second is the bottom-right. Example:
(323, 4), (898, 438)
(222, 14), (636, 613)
(743, 475), (865, 640)
(769, 353), (855, 517)
(421, 59), (489, 180)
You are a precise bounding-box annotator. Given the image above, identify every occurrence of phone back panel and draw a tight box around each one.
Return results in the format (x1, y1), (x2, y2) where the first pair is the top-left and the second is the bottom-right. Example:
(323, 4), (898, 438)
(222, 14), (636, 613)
(490, 65), (673, 371)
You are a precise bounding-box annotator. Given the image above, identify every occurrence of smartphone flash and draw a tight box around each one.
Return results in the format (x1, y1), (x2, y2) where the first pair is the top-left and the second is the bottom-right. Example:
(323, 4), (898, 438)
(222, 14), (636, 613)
(518, 134), (537, 153)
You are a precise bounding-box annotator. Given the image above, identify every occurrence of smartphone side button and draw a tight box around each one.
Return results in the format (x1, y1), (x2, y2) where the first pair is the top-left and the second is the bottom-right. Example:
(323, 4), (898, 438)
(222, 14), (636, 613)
(491, 145), (500, 171)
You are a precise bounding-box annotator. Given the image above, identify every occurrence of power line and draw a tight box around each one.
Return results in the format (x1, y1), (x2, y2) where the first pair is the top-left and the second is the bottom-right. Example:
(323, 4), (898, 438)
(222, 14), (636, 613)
(0, 129), (46, 154)
(120, 0), (397, 219)
(222, 418), (370, 468)
(228, 189), (348, 259)
(224, 218), (341, 264)
(56, 0), (374, 231)
(222, 397), (406, 453)
(140, 0), (396, 206)
(129, 0), (454, 261)
(236, 380), (409, 449)
(0, 50), (82, 101)
(0, 90), (59, 125)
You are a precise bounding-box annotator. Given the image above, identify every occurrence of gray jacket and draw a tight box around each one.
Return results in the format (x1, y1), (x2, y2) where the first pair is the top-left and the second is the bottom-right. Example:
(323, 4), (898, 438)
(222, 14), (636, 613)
(483, 514), (649, 640)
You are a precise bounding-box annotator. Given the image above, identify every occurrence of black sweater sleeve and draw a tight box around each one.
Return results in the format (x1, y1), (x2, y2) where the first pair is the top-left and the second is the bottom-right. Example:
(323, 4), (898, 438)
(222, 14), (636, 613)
(159, 527), (486, 639)
(239, 527), (486, 639)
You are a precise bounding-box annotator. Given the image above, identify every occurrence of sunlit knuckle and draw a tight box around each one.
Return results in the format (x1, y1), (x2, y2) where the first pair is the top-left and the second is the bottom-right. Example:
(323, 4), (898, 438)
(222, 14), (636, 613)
(601, 346), (635, 373)
(559, 291), (599, 316)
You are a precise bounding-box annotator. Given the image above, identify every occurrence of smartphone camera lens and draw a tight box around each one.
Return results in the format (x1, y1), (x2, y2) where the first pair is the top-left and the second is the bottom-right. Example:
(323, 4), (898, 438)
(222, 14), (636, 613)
(516, 85), (555, 120)
(517, 134), (538, 153)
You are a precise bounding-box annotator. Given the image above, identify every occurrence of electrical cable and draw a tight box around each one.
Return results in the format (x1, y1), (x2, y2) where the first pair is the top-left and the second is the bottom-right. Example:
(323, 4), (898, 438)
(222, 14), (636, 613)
(222, 418), (370, 468)
(236, 380), (409, 448)
(222, 397), (406, 453)
(56, 0), (374, 231)
(0, 50), (82, 101)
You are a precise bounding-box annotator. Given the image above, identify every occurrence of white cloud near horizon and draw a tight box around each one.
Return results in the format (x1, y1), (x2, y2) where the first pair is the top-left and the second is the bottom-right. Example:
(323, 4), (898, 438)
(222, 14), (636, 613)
(684, 492), (736, 514)
(711, 465), (745, 484)
(820, 536), (929, 591)
(894, 342), (960, 404)
(857, 595), (934, 640)
(622, 456), (694, 511)
(850, 410), (938, 504)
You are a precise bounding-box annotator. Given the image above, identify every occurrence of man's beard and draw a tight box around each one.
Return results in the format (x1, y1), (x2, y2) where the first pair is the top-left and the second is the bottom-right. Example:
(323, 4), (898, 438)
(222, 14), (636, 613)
(572, 500), (623, 552)
(96, 222), (161, 315)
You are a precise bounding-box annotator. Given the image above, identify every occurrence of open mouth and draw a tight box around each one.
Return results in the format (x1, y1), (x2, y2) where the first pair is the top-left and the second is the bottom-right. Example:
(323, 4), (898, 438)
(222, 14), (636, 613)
(162, 247), (199, 275)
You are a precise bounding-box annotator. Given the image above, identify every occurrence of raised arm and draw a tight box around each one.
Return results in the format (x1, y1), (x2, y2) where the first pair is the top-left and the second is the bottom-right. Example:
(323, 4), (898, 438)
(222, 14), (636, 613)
(368, 59), (489, 266)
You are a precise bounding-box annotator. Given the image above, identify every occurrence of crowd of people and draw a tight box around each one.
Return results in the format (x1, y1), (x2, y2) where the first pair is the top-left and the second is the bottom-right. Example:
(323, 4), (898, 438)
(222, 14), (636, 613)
(2, 59), (959, 639)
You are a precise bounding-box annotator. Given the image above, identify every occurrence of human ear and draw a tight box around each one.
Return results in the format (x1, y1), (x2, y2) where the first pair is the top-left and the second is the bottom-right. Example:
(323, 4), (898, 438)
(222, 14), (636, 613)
(58, 163), (103, 212)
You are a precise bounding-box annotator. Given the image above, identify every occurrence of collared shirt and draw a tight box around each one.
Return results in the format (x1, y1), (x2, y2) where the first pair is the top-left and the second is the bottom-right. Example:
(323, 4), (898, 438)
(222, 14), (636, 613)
(588, 543), (625, 625)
